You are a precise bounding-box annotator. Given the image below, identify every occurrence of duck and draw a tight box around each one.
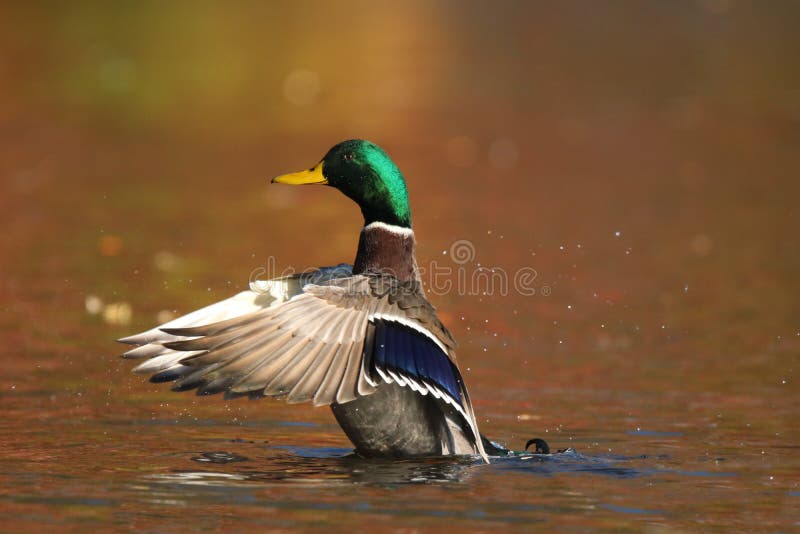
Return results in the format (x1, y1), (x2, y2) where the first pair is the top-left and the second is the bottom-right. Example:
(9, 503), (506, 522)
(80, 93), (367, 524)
(119, 139), (493, 463)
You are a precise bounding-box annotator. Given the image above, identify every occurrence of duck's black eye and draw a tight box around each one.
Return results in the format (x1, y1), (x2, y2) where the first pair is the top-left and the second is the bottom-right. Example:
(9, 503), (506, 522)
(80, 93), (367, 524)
(343, 152), (354, 162)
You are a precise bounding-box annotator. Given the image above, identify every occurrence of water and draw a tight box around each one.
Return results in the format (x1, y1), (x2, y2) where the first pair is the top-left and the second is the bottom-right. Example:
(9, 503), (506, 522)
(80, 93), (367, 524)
(1, 2), (799, 531)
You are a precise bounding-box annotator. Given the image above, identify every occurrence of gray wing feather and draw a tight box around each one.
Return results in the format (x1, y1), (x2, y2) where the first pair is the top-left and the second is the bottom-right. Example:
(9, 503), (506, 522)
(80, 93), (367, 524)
(120, 272), (458, 411)
(313, 341), (352, 406)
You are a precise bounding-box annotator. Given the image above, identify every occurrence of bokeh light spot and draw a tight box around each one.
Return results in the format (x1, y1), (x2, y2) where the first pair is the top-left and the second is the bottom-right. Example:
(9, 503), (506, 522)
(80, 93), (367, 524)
(691, 233), (714, 256)
(488, 138), (519, 170)
(156, 310), (177, 324)
(103, 302), (132, 325)
(283, 69), (321, 106)
(98, 235), (123, 256)
(85, 295), (103, 315)
(154, 251), (181, 272)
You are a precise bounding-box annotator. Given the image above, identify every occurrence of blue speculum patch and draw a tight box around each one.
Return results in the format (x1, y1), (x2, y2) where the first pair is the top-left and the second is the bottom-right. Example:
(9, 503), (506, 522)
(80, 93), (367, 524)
(372, 320), (462, 403)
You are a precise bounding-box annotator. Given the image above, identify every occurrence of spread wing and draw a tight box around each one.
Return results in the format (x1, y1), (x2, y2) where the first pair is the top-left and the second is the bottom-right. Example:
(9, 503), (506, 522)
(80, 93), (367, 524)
(119, 270), (485, 458)
(118, 264), (354, 388)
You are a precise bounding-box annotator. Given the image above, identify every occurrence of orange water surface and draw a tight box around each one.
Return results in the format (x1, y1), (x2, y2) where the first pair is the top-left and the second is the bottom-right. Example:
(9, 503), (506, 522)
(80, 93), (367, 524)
(0, 2), (798, 531)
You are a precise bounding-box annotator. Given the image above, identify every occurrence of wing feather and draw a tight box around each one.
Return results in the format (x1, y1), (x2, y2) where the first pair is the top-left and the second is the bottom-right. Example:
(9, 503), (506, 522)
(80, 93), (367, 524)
(313, 341), (352, 406)
(287, 341), (339, 404)
(335, 342), (363, 404)
(133, 351), (203, 375)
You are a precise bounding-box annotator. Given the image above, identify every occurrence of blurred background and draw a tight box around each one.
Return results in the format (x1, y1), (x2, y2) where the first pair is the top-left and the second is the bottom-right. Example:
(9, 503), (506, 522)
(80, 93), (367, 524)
(0, 1), (798, 530)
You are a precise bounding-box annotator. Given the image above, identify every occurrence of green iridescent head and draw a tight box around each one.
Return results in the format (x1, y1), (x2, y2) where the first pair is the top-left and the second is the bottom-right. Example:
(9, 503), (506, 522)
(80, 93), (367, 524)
(272, 139), (412, 228)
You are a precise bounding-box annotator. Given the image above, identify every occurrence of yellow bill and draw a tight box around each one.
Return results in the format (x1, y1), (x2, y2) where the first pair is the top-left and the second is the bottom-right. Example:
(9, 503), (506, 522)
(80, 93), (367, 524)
(271, 162), (327, 185)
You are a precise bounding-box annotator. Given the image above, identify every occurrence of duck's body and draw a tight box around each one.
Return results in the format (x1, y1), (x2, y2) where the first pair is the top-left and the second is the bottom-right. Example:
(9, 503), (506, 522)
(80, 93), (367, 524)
(334, 221), (480, 458)
(120, 140), (488, 462)
(332, 382), (479, 457)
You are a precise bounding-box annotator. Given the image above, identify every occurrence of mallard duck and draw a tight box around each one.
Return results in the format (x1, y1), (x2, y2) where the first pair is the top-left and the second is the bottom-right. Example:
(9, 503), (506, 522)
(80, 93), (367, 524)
(119, 139), (490, 462)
